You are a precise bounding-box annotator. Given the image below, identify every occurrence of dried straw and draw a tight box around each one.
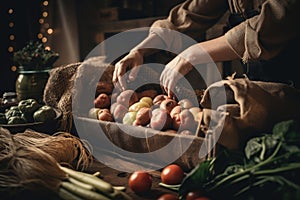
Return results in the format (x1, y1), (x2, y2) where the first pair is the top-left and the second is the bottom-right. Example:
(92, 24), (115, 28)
(0, 128), (93, 199)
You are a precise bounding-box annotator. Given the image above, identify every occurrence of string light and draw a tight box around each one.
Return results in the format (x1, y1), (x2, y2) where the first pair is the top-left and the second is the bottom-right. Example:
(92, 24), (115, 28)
(38, 1), (53, 46)
(7, 1), (54, 72)
(8, 6), (16, 72)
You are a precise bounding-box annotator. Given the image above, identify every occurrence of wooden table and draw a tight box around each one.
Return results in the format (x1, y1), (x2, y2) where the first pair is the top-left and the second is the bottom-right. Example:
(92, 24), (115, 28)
(86, 160), (179, 200)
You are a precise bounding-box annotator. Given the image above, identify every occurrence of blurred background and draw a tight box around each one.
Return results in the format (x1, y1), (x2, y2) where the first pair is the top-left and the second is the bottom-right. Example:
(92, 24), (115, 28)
(1, 0), (230, 97)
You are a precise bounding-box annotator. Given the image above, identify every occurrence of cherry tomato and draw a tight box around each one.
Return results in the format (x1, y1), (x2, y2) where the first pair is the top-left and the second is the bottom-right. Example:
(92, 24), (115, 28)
(194, 197), (210, 200)
(157, 193), (178, 200)
(161, 164), (185, 185)
(186, 191), (204, 200)
(128, 171), (152, 193)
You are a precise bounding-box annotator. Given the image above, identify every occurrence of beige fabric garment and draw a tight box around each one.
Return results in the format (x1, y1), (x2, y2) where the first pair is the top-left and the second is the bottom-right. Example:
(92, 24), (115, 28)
(149, 0), (300, 63)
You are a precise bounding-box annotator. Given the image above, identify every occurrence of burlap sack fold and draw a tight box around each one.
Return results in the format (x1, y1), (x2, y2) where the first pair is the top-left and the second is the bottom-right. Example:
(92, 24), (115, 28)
(200, 76), (300, 150)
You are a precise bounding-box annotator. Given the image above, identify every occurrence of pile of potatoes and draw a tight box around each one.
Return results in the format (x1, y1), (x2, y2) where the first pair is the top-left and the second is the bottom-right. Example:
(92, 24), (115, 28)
(89, 82), (203, 135)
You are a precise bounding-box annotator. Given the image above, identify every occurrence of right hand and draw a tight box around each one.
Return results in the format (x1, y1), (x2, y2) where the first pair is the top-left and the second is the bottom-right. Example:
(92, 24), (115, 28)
(112, 50), (144, 91)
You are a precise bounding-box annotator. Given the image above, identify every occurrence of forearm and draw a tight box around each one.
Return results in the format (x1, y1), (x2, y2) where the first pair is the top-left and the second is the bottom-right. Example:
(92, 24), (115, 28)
(180, 35), (240, 65)
(131, 33), (166, 57)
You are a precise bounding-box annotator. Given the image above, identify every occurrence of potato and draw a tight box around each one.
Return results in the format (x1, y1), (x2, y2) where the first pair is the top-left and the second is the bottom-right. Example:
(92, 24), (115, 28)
(116, 90), (138, 108)
(135, 107), (152, 126)
(170, 105), (182, 119)
(153, 94), (169, 105)
(112, 103), (128, 123)
(178, 98), (194, 109)
(172, 109), (197, 131)
(94, 93), (111, 109)
(160, 99), (178, 114)
(98, 108), (114, 122)
(129, 101), (150, 112)
(150, 108), (172, 131)
(139, 97), (153, 107)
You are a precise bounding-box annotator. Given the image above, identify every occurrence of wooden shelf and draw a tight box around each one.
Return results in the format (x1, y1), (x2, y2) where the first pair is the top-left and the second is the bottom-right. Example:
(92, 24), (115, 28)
(93, 16), (165, 34)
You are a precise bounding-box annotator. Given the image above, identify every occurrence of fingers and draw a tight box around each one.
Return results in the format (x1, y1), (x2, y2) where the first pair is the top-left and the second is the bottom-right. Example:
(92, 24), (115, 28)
(128, 65), (139, 81)
(160, 67), (176, 98)
(113, 61), (128, 91)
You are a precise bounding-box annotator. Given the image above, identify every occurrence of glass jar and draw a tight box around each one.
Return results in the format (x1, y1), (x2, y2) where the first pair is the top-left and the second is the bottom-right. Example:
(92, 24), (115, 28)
(15, 67), (50, 104)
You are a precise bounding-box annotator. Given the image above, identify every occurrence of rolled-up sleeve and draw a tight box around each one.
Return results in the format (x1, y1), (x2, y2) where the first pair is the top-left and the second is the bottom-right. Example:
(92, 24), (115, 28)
(225, 0), (300, 63)
(149, 0), (228, 51)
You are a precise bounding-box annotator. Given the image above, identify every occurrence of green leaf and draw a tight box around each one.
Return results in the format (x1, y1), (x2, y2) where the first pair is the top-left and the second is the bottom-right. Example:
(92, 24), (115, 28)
(178, 158), (214, 198)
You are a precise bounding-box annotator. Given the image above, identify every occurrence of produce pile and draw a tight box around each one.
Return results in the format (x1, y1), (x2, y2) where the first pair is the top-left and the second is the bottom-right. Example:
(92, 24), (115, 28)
(0, 98), (57, 125)
(157, 120), (300, 200)
(89, 82), (204, 135)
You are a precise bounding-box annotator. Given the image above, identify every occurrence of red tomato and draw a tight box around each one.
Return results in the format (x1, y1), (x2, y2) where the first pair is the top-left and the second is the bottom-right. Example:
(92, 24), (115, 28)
(161, 164), (185, 185)
(157, 193), (178, 200)
(194, 197), (210, 200)
(128, 171), (152, 193)
(186, 191), (204, 200)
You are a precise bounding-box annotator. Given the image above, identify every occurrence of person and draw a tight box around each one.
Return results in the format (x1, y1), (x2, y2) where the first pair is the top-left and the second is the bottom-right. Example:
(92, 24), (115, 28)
(112, 0), (300, 98)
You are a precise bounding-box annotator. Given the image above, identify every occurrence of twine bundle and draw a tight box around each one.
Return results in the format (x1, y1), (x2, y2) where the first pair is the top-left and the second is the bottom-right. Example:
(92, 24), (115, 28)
(0, 128), (93, 199)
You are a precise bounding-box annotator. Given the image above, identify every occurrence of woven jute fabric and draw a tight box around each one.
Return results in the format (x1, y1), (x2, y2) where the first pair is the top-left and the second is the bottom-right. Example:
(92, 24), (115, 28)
(43, 62), (82, 132)
(43, 57), (115, 132)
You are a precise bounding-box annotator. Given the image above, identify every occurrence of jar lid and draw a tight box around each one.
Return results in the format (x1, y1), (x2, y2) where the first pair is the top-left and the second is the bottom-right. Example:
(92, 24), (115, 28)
(3, 92), (17, 99)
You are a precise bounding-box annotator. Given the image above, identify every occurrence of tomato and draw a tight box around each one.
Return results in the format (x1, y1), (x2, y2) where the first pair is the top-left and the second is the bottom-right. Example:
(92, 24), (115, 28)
(161, 164), (185, 185)
(186, 191), (204, 200)
(194, 197), (210, 200)
(128, 171), (152, 193)
(157, 193), (178, 200)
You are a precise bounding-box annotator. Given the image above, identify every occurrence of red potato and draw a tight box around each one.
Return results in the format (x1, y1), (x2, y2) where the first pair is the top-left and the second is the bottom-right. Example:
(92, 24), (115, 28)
(135, 107), (152, 126)
(160, 99), (178, 114)
(178, 98), (194, 109)
(116, 90), (139, 108)
(170, 105), (182, 119)
(153, 94), (169, 105)
(172, 109), (197, 131)
(112, 103), (128, 123)
(97, 108), (114, 122)
(150, 108), (172, 131)
(94, 93), (111, 109)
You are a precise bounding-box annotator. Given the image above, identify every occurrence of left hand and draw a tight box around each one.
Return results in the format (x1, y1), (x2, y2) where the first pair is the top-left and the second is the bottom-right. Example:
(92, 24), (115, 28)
(160, 55), (193, 98)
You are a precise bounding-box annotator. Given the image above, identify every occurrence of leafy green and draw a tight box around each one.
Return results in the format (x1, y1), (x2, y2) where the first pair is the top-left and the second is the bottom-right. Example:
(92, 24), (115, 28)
(13, 40), (59, 70)
(178, 120), (300, 200)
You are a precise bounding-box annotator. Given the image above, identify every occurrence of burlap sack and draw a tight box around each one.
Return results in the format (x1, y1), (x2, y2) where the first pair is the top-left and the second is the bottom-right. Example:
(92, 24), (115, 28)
(200, 76), (300, 150)
(43, 62), (82, 132)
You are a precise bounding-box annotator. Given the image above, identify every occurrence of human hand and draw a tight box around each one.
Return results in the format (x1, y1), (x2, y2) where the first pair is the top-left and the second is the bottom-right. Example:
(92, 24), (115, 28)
(112, 50), (144, 90)
(160, 55), (193, 98)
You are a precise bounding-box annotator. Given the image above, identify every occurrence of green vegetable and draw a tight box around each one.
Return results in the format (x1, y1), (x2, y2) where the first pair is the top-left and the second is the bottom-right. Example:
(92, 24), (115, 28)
(13, 40), (59, 70)
(5, 108), (22, 119)
(179, 120), (300, 200)
(33, 105), (56, 122)
(0, 113), (7, 124)
(59, 166), (132, 200)
(18, 98), (40, 114)
(7, 116), (27, 124)
(18, 99), (40, 122)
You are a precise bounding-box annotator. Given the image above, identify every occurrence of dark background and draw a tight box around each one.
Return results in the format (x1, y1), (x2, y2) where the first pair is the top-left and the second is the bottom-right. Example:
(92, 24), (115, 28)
(0, 0), (184, 97)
